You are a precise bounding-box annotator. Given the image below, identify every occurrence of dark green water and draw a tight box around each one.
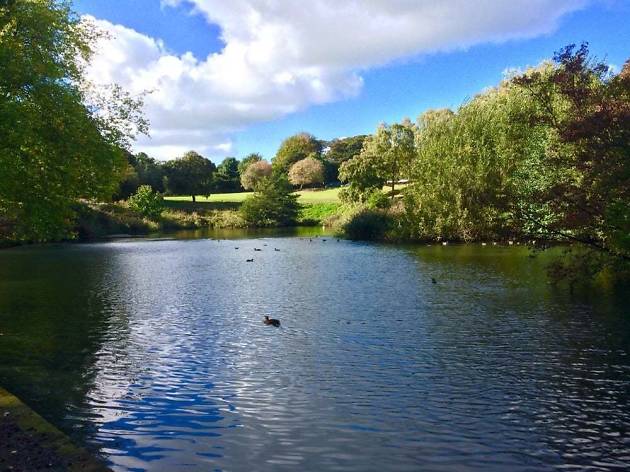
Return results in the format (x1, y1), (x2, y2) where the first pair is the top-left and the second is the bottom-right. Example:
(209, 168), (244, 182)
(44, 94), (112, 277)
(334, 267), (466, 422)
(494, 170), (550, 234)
(0, 233), (628, 471)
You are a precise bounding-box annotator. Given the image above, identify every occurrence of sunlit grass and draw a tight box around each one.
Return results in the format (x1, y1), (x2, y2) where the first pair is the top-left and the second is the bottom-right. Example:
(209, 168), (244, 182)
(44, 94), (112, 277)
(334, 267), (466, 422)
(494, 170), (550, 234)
(165, 187), (342, 204)
(164, 185), (405, 205)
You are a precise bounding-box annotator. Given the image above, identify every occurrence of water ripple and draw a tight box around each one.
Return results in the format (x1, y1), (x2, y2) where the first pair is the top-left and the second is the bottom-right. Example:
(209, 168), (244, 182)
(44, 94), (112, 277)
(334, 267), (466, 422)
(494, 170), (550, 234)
(0, 240), (629, 471)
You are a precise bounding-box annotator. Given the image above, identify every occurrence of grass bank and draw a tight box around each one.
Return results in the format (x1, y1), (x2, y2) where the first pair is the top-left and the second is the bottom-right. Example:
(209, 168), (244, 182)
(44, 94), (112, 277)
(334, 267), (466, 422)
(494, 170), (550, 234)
(73, 189), (342, 241)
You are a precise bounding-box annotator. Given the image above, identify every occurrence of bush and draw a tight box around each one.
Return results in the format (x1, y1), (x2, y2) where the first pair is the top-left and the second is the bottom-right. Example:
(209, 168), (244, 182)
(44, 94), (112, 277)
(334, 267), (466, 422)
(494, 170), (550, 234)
(127, 185), (164, 219)
(343, 209), (393, 241)
(366, 190), (390, 209)
(240, 177), (300, 226)
(73, 202), (155, 239)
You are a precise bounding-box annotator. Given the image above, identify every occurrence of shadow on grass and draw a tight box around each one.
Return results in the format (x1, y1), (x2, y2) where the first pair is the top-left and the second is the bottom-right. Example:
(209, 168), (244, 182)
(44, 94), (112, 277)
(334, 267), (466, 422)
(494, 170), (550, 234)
(164, 200), (242, 212)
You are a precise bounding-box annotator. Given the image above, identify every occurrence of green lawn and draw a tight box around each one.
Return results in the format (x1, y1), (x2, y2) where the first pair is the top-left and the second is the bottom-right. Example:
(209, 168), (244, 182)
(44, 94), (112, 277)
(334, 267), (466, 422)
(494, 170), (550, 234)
(295, 188), (341, 203)
(166, 192), (251, 203)
(165, 187), (342, 205)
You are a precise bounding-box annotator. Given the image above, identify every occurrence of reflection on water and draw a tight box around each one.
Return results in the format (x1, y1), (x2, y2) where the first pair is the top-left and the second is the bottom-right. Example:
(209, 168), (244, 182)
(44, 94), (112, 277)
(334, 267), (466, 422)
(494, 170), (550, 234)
(0, 237), (629, 471)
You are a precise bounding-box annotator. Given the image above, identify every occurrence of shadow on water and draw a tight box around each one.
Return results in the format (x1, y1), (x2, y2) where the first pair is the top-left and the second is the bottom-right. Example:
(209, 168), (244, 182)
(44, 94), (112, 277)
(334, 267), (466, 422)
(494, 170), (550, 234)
(163, 225), (331, 240)
(0, 236), (629, 471)
(0, 247), (121, 445)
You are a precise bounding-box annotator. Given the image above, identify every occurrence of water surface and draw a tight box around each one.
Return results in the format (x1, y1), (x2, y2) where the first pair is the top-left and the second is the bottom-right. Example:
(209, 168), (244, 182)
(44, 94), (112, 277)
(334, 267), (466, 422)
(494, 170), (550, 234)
(0, 235), (628, 471)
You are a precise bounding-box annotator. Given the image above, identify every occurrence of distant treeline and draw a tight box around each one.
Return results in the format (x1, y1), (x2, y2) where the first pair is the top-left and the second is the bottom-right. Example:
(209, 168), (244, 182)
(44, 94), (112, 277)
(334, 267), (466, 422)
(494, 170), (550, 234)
(115, 133), (368, 201)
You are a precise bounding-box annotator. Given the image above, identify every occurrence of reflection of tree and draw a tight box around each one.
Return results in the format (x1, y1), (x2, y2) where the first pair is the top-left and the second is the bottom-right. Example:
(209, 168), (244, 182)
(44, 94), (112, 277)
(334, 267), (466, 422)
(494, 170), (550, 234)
(0, 246), (131, 447)
(408, 244), (630, 468)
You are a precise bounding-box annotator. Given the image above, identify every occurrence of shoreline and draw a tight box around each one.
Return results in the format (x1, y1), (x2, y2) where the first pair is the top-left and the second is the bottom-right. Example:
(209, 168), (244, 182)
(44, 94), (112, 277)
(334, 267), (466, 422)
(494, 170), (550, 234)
(0, 387), (111, 472)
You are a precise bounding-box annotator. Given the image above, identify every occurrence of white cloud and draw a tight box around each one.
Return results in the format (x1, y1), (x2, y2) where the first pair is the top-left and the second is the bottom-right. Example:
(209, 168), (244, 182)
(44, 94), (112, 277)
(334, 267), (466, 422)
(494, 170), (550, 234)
(85, 0), (587, 160)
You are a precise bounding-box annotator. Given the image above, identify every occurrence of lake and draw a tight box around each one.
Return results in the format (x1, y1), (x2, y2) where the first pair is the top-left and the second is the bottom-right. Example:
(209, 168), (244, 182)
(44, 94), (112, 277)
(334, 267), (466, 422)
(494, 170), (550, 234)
(0, 232), (629, 471)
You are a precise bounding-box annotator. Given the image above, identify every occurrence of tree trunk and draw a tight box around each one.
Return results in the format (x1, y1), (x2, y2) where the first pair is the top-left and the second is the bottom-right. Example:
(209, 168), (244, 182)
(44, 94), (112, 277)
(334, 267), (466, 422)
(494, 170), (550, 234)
(391, 172), (395, 200)
(192, 195), (196, 202)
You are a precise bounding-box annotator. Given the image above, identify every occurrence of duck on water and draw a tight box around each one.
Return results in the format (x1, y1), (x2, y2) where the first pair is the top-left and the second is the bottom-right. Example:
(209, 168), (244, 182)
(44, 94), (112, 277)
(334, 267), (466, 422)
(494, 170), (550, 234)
(263, 315), (280, 327)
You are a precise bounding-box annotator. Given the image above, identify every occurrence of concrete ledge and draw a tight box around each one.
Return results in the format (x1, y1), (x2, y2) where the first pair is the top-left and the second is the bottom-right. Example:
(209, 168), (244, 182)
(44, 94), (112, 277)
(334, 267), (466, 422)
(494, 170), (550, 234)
(0, 387), (112, 472)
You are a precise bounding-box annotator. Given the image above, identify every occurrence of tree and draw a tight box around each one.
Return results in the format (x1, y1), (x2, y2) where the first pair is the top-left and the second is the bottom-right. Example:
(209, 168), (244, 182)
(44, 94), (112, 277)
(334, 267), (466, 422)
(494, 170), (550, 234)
(240, 176), (300, 226)
(380, 122), (415, 197)
(0, 0), (147, 242)
(214, 157), (241, 192)
(323, 135), (368, 184)
(339, 122), (414, 202)
(273, 132), (322, 174)
(128, 185), (164, 219)
(115, 152), (165, 199)
(288, 156), (325, 189)
(511, 43), (630, 274)
(238, 152), (263, 176)
(163, 151), (215, 202)
(326, 135), (368, 165)
(134, 152), (165, 192)
(116, 151), (141, 200)
(405, 93), (529, 241)
(240, 160), (272, 190)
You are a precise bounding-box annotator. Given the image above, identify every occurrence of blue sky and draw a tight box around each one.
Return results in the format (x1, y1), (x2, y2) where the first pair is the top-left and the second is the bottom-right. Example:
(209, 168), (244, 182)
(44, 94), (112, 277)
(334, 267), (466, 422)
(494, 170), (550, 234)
(75, 0), (630, 162)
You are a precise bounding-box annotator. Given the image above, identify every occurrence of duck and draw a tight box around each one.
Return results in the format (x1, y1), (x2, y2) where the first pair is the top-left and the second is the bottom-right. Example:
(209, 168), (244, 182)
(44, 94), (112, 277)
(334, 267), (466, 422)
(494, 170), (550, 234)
(263, 315), (280, 327)
(235, 247), (239, 250)
(432, 277), (437, 284)
(246, 258), (254, 262)
(254, 248), (262, 251)
(274, 248), (280, 252)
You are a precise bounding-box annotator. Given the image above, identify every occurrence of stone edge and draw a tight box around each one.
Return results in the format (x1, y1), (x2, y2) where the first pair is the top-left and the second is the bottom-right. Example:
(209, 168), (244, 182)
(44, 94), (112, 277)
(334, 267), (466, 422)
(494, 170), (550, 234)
(0, 387), (112, 472)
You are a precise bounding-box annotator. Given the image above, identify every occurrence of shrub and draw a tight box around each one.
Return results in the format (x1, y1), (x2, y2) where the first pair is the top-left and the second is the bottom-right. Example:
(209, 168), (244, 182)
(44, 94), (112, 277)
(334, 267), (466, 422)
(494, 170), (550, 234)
(240, 177), (300, 226)
(366, 190), (391, 209)
(343, 209), (393, 241)
(128, 185), (164, 219)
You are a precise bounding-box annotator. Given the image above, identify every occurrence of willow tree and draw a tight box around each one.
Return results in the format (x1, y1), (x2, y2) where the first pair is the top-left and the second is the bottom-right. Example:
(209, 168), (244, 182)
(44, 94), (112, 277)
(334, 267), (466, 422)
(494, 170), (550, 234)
(0, 0), (147, 242)
(405, 83), (541, 241)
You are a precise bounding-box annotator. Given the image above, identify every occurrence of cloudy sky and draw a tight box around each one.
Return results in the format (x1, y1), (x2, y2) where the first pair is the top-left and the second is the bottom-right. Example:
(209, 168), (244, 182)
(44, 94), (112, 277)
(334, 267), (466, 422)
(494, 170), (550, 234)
(74, 0), (630, 161)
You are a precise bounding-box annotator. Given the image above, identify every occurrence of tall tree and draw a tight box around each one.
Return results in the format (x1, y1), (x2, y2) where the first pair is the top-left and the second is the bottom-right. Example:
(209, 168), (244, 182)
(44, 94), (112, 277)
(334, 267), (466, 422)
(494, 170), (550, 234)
(382, 122), (415, 197)
(339, 122), (414, 202)
(512, 43), (630, 269)
(163, 151), (216, 202)
(273, 132), (322, 174)
(134, 152), (165, 192)
(215, 157), (241, 192)
(323, 135), (368, 184)
(115, 152), (165, 199)
(326, 135), (368, 165)
(0, 0), (146, 242)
